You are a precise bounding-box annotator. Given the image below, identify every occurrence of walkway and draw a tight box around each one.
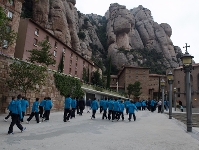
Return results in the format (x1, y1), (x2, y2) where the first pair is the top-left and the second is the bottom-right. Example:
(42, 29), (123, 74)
(0, 109), (199, 150)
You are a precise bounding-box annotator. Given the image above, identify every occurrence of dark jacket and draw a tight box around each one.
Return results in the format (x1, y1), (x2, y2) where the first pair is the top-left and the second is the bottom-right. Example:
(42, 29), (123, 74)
(86, 99), (91, 106)
(78, 98), (85, 108)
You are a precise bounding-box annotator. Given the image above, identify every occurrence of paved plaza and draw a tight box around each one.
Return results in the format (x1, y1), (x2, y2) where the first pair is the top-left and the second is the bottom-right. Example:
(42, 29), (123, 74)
(0, 110), (199, 150)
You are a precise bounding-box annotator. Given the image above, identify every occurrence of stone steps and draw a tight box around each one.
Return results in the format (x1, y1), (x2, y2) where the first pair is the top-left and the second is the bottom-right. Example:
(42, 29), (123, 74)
(165, 113), (199, 127)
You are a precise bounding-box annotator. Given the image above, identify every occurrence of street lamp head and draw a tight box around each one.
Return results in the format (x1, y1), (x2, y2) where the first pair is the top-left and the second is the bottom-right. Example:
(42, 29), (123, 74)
(167, 70), (174, 81)
(180, 52), (194, 66)
(160, 79), (165, 88)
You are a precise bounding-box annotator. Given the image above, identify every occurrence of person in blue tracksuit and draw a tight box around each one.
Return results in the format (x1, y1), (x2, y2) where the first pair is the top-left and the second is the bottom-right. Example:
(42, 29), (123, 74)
(4, 96), (15, 122)
(43, 97), (53, 121)
(8, 94), (26, 134)
(26, 98), (40, 123)
(39, 97), (46, 118)
(64, 95), (72, 122)
(112, 98), (120, 122)
(91, 97), (98, 119)
(102, 98), (108, 119)
(86, 98), (91, 113)
(21, 97), (29, 122)
(127, 100), (138, 121)
(141, 100), (146, 110)
(118, 100), (125, 121)
(150, 99), (155, 112)
(124, 99), (130, 114)
(71, 97), (77, 119)
(107, 98), (114, 120)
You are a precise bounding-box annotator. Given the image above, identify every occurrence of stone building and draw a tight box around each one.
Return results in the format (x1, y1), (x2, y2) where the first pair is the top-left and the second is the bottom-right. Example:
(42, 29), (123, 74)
(117, 66), (150, 100)
(172, 64), (199, 108)
(0, 0), (23, 56)
(15, 18), (101, 82)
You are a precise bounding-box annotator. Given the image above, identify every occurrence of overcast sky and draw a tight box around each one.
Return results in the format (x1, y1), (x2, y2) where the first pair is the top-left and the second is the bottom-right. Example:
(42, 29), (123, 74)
(76, 0), (199, 63)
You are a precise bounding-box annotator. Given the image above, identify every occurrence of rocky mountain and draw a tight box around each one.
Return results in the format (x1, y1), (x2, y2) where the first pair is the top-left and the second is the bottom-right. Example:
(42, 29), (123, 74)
(22, 0), (183, 74)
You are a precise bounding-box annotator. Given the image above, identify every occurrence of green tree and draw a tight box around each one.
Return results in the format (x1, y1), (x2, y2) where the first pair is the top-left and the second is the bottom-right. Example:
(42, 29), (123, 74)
(91, 69), (102, 86)
(0, 6), (17, 52)
(6, 61), (47, 96)
(82, 67), (88, 83)
(28, 39), (56, 66)
(54, 73), (84, 98)
(127, 84), (134, 98)
(58, 52), (64, 73)
(132, 81), (142, 98)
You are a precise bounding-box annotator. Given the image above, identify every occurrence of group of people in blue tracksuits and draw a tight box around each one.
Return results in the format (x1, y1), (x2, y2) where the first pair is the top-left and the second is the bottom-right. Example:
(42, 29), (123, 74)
(91, 98), (138, 122)
(5, 94), (53, 135)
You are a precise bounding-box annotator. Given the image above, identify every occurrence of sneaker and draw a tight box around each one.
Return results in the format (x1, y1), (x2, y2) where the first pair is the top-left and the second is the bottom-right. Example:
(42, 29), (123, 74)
(26, 121), (29, 124)
(4, 119), (7, 122)
(37, 122), (41, 123)
(7, 132), (14, 135)
(21, 127), (26, 133)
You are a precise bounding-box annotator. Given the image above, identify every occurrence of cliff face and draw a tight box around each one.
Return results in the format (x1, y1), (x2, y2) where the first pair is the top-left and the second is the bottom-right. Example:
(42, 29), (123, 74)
(29, 1), (182, 73)
(106, 4), (181, 69)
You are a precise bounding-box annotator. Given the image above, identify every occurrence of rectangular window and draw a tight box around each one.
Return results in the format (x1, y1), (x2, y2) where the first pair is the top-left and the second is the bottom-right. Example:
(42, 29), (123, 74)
(53, 50), (57, 57)
(75, 71), (77, 76)
(33, 38), (38, 46)
(2, 40), (8, 49)
(76, 56), (78, 61)
(7, 11), (13, 19)
(35, 28), (39, 36)
(69, 68), (72, 74)
(54, 41), (57, 48)
(70, 52), (73, 58)
(70, 60), (72, 66)
(63, 48), (65, 53)
(178, 81), (180, 84)
(177, 88), (180, 97)
(9, 0), (14, 6)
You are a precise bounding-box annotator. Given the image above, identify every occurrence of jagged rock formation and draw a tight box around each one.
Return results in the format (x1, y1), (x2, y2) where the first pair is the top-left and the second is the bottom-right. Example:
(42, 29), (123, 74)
(26, 1), (183, 73)
(106, 4), (181, 69)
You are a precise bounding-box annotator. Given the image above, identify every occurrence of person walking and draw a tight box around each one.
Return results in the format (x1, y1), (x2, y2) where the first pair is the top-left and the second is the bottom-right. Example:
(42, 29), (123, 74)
(26, 98), (40, 124)
(107, 98), (114, 120)
(102, 98), (108, 119)
(127, 100), (138, 122)
(71, 97), (77, 119)
(4, 96), (15, 122)
(91, 97), (98, 119)
(64, 95), (72, 122)
(118, 100), (125, 121)
(86, 99), (91, 113)
(21, 97), (29, 122)
(78, 97), (85, 115)
(39, 97), (46, 118)
(7, 94), (26, 135)
(43, 97), (53, 121)
(112, 98), (120, 122)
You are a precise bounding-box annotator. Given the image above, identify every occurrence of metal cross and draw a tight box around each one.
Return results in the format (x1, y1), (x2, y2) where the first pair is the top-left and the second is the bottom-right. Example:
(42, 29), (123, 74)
(183, 43), (190, 53)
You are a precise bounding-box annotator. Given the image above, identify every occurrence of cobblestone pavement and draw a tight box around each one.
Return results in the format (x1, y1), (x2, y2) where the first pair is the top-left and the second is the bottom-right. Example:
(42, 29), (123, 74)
(0, 110), (199, 150)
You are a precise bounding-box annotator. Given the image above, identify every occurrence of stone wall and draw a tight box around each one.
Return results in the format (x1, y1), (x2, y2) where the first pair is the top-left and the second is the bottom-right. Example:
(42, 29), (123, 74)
(0, 54), (65, 114)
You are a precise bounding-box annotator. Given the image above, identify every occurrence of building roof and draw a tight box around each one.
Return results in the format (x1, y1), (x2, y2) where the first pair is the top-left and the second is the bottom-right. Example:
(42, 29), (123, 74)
(118, 65), (150, 77)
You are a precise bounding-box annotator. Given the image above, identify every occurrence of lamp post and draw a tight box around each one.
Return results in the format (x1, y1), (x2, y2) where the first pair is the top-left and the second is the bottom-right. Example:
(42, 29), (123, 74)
(180, 43), (194, 132)
(167, 70), (174, 119)
(165, 91), (167, 111)
(174, 87), (177, 111)
(160, 79), (165, 113)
